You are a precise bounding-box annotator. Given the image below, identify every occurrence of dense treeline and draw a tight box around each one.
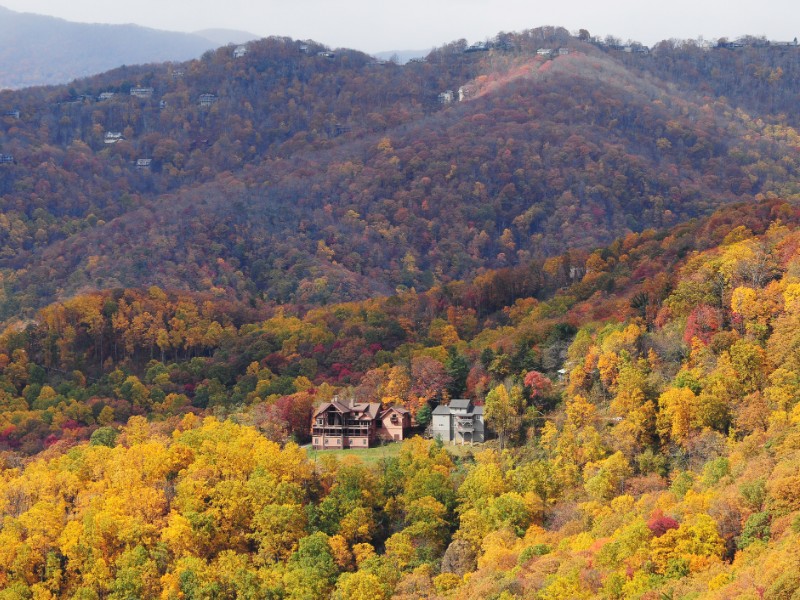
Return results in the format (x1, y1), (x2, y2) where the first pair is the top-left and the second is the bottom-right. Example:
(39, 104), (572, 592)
(3, 198), (800, 597)
(0, 198), (796, 453)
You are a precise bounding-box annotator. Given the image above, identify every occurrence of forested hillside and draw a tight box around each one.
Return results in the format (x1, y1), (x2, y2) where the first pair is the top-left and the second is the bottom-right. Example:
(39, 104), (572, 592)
(2, 28), (800, 317)
(615, 37), (800, 127)
(2, 196), (800, 597)
(3, 24), (800, 599)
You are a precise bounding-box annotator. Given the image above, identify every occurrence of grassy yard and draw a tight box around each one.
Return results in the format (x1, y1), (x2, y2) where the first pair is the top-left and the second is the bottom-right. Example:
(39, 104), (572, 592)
(304, 441), (404, 466)
(304, 437), (484, 467)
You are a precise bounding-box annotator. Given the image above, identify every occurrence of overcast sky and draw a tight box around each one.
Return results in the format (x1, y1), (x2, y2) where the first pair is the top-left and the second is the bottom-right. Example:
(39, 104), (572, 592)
(2, 0), (798, 53)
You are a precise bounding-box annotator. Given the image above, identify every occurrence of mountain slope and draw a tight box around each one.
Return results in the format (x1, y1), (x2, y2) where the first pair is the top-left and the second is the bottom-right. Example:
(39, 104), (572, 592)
(0, 5), (216, 89)
(2, 197), (800, 598)
(1, 29), (800, 317)
(610, 39), (800, 127)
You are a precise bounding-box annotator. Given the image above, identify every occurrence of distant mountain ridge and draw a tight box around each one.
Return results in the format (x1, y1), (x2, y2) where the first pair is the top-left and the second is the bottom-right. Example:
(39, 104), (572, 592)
(193, 28), (261, 47)
(1, 27), (800, 317)
(0, 5), (219, 89)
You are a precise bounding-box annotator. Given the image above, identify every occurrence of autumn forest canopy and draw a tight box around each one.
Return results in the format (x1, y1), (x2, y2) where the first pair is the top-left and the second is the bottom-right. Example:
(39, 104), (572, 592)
(1, 25), (800, 600)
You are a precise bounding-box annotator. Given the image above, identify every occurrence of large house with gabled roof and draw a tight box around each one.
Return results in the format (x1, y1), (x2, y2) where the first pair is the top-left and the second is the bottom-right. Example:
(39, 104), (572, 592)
(431, 398), (485, 445)
(311, 398), (411, 449)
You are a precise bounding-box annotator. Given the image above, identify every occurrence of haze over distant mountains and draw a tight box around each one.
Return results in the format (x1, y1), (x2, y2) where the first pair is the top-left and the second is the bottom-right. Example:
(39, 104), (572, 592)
(0, 5), (257, 89)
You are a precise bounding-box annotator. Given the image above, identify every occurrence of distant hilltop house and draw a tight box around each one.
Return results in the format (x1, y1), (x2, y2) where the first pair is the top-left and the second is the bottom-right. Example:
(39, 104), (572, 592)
(438, 90), (455, 104)
(198, 93), (218, 107)
(130, 87), (154, 98)
(3, 110), (20, 119)
(0, 154), (14, 164)
(135, 158), (152, 169)
(536, 48), (554, 57)
(97, 92), (115, 101)
(317, 51), (335, 59)
(62, 95), (91, 105)
(104, 132), (124, 144)
(311, 398), (411, 449)
(233, 45), (248, 58)
(464, 41), (489, 53)
(431, 398), (485, 445)
(622, 45), (649, 54)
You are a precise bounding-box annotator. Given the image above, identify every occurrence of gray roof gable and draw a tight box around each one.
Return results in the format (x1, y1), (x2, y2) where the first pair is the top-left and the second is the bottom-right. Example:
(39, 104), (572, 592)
(432, 405), (451, 415)
(449, 399), (472, 409)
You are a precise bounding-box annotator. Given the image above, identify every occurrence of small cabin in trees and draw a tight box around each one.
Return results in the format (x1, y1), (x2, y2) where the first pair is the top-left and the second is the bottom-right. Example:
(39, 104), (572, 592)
(234, 45), (248, 58)
(3, 110), (20, 119)
(0, 154), (14, 164)
(130, 87), (154, 98)
(97, 92), (115, 101)
(104, 132), (123, 144)
(199, 93), (218, 107)
(311, 399), (411, 449)
(536, 48), (554, 57)
(136, 158), (152, 169)
(438, 90), (455, 104)
(431, 399), (485, 445)
(569, 265), (586, 280)
(317, 51), (335, 59)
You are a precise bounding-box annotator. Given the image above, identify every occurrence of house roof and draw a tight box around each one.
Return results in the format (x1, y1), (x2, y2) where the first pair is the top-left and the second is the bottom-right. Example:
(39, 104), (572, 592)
(449, 399), (472, 410)
(312, 402), (333, 418)
(471, 406), (484, 415)
(432, 405), (450, 415)
(360, 403), (381, 418)
(332, 400), (355, 413)
(313, 400), (383, 419)
(380, 405), (409, 415)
